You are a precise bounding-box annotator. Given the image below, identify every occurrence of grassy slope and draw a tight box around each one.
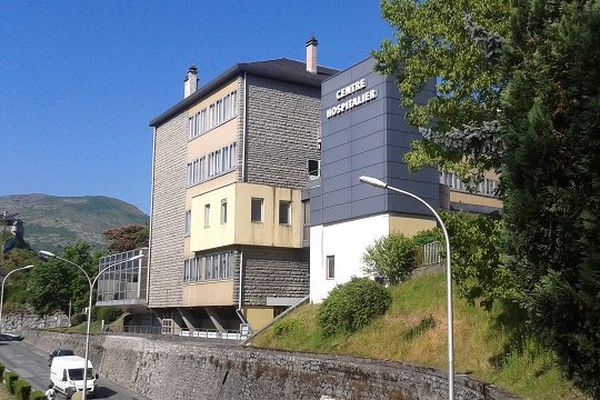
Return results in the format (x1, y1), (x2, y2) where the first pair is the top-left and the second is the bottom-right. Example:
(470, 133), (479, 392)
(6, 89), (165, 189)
(251, 273), (588, 400)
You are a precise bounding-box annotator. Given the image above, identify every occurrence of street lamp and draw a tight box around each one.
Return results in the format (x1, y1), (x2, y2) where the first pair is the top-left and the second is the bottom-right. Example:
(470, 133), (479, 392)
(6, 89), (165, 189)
(0, 264), (34, 333)
(38, 250), (144, 400)
(359, 175), (455, 400)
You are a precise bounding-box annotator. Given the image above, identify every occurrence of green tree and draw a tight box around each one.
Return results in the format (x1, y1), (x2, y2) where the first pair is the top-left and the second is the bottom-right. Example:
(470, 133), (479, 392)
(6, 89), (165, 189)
(373, 0), (510, 184)
(501, 0), (600, 395)
(29, 241), (101, 314)
(102, 224), (149, 253)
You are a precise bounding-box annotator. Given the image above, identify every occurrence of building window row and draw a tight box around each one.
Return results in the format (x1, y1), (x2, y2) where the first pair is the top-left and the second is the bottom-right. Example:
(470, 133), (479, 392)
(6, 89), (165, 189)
(183, 251), (234, 282)
(187, 143), (236, 187)
(440, 172), (499, 197)
(189, 90), (238, 139)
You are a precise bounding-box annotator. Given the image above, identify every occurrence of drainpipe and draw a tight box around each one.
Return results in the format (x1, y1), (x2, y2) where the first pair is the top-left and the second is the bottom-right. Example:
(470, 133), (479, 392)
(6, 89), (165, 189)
(236, 250), (247, 324)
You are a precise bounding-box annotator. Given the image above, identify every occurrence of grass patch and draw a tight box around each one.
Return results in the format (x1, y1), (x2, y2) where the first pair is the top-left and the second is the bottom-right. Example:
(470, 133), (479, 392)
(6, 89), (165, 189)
(251, 273), (589, 400)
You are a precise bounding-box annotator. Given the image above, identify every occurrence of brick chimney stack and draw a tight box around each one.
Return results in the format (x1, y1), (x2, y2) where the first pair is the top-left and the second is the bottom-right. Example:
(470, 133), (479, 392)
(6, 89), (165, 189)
(184, 65), (198, 98)
(306, 35), (318, 74)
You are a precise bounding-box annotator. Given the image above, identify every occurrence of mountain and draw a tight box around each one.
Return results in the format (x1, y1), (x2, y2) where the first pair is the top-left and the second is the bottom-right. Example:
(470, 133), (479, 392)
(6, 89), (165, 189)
(0, 194), (148, 253)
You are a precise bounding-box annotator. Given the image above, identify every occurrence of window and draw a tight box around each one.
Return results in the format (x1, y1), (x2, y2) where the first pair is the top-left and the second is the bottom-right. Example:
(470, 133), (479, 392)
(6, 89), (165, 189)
(184, 251), (234, 282)
(188, 91), (239, 140)
(184, 210), (191, 236)
(326, 255), (335, 279)
(279, 201), (291, 225)
(161, 319), (173, 334)
(221, 199), (227, 224)
(302, 200), (310, 243)
(207, 143), (236, 178)
(308, 159), (320, 179)
(186, 156), (206, 187)
(204, 204), (210, 228)
(251, 198), (263, 223)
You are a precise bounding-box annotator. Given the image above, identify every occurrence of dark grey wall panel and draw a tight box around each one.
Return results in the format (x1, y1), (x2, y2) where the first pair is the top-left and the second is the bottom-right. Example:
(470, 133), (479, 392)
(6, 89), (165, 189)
(311, 56), (438, 226)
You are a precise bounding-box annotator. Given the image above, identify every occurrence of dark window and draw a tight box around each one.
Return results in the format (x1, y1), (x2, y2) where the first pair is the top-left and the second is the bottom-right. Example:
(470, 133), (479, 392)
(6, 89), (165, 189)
(326, 255), (335, 279)
(279, 201), (291, 225)
(251, 198), (263, 222)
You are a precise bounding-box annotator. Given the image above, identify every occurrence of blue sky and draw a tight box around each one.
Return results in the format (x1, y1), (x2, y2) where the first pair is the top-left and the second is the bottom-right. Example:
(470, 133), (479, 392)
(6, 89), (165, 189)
(0, 1), (394, 214)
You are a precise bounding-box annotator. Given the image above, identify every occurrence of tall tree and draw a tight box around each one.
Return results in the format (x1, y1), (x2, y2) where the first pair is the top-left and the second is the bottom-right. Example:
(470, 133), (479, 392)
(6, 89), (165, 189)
(103, 224), (148, 253)
(373, 0), (510, 184)
(501, 0), (600, 395)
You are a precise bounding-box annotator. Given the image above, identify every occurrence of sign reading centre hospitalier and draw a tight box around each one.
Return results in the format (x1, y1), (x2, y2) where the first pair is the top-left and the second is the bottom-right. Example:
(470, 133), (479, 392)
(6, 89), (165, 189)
(326, 78), (378, 119)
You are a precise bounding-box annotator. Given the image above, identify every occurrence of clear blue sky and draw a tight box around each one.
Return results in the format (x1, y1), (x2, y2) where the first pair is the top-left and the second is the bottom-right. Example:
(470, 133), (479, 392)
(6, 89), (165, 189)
(0, 1), (394, 214)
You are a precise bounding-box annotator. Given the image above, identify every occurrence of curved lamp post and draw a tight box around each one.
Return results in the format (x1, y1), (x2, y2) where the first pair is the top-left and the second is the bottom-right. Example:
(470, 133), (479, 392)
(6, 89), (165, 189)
(38, 250), (143, 400)
(359, 175), (454, 400)
(0, 264), (34, 333)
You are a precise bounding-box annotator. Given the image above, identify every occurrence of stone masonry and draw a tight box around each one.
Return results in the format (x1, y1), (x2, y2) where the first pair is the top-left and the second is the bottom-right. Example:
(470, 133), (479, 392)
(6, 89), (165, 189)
(245, 75), (321, 189)
(234, 246), (309, 306)
(24, 329), (519, 400)
(148, 112), (188, 308)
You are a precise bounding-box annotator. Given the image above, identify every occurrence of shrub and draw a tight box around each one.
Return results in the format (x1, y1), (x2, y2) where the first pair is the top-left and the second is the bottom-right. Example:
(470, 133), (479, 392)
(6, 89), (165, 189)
(13, 379), (31, 400)
(362, 234), (417, 284)
(3, 371), (19, 394)
(0, 362), (4, 380)
(96, 307), (123, 324)
(317, 277), (391, 337)
(71, 312), (87, 326)
(30, 390), (47, 400)
(272, 318), (301, 337)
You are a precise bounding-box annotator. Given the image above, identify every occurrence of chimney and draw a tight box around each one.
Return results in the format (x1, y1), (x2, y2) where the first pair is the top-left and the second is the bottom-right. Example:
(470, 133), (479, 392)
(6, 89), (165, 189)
(306, 35), (318, 74)
(184, 65), (198, 98)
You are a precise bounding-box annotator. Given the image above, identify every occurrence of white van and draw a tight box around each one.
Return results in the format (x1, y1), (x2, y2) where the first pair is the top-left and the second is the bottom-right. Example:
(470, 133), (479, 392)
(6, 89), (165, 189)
(50, 355), (98, 399)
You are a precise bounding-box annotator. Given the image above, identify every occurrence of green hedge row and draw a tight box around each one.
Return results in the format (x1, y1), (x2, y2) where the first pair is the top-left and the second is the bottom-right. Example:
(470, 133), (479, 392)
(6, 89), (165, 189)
(0, 361), (47, 400)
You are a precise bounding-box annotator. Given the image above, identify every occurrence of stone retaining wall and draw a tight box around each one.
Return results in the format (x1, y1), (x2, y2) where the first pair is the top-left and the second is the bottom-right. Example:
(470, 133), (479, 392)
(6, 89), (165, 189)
(1, 312), (68, 332)
(24, 330), (518, 400)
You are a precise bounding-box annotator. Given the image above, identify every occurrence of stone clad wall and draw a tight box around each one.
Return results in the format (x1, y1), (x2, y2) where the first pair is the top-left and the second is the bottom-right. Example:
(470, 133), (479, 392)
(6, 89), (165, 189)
(0, 312), (69, 332)
(148, 112), (188, 308)
(24, 330), (518, 400)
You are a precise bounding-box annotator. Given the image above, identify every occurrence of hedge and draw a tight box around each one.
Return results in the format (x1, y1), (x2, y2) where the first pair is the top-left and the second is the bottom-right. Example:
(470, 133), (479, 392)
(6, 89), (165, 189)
(13, 379), (31, 400)
(3, 371), (19, 394)
(30, 391), (47, 400)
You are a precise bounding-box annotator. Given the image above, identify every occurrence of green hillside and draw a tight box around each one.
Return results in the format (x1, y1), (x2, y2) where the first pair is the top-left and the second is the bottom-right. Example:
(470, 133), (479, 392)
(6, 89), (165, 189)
(0, 194), (148, 253)
(251, 273), (588, 400)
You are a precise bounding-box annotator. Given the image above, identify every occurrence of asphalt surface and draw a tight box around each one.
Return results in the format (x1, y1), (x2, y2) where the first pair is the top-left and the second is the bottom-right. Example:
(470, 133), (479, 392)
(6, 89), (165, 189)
(0, 340), (147, 400)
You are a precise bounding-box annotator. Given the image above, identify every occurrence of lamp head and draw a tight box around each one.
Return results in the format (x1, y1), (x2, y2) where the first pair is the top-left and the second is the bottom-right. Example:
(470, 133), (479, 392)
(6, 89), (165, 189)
(359, 176), (388, 189)
(38, 250), (56, 259)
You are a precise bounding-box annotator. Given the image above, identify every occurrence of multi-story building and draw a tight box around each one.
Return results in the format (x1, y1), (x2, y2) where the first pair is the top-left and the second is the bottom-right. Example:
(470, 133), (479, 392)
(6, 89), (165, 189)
(147, 38), (337, 333)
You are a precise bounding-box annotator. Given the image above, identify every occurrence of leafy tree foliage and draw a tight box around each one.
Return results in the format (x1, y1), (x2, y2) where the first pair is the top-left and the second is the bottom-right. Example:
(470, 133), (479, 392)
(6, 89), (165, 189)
(373, 0), (510, 184)
(0, 248), (38, 306)
(29, 241), (102, 314)
(103, 224), (148, 253)
(441, 211), (515, 310)
(501, 0), (600, 395)
(317, 278), (391, 337)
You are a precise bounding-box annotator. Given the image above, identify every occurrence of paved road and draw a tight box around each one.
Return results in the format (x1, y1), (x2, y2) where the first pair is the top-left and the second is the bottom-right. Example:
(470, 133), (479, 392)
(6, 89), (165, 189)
(0, 340), (147, 400)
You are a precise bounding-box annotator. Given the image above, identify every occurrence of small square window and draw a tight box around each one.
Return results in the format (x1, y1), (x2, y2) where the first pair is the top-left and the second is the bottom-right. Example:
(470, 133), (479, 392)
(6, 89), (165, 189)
(326, 255), (335, 280)
(308, 159), (320, 179)
(204, 204), (210, 228)
(251, 197), (263, 223)
(221, 199), (227, 224)
(279, 201), (291, 225)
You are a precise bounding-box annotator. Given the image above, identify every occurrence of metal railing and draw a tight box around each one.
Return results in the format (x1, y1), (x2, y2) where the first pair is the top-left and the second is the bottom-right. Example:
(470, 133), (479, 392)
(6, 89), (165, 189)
(119, 325), (248, 340)
(414, 242), (442, 268)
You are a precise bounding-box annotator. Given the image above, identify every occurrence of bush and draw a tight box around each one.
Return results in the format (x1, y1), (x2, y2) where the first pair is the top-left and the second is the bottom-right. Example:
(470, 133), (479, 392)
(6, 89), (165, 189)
(71, 312), (87, 326)
(272, 318), (301, 337)
(0, 362), (4, 380)
(3, 371), (19, 394)
(96, 307), (123, 324)
(13, 379), (31, 400)
(317, 278), (391, 337)
(30, 390), (47, 400)
(362, 234), (417, 284)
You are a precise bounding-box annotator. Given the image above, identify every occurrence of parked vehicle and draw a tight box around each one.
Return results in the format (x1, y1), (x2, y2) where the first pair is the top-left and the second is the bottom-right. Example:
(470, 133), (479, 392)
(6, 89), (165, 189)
(0, 332), (24, 341)
(50, 356), (98, 399)
(48, 348), (74, 366)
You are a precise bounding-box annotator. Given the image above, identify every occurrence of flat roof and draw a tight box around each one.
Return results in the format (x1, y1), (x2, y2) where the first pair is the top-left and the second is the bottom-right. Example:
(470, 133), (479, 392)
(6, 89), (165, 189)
(149, 58), (338, 127)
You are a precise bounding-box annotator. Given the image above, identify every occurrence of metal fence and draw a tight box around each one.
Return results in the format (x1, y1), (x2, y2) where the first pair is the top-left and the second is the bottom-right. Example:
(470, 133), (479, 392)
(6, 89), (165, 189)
(120, 325), (248, 340)
(414, 242), (442, 268)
